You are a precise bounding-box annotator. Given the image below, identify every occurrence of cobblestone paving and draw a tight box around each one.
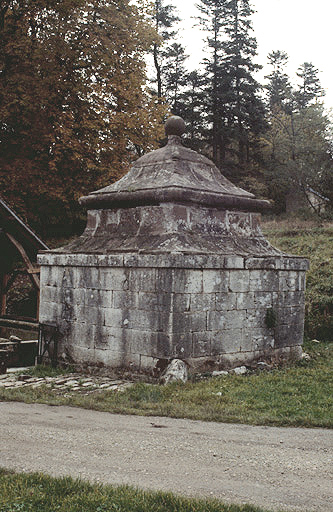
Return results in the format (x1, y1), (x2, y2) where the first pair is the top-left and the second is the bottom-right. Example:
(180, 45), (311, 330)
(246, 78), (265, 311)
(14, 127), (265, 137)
(0, 369), (133, 393)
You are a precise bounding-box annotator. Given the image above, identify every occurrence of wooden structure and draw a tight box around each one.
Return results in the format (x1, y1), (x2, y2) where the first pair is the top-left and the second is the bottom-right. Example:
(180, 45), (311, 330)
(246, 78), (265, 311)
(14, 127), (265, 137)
(0, 197), (48, 324)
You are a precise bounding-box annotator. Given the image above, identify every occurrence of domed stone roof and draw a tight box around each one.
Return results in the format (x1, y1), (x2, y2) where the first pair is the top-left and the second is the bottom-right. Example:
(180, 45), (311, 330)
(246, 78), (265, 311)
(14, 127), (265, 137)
(80, 116), (270, 213)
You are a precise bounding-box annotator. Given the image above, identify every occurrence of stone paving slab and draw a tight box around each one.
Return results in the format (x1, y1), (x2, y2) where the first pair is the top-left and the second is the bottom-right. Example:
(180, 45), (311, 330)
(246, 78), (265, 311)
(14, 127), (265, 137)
(0, 370), (133, 393)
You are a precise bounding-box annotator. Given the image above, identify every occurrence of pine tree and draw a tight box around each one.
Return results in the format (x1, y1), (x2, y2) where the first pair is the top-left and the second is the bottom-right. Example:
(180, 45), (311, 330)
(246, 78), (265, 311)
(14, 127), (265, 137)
(295, 62), (325, 109)
(162, 43), (188, 113)
(196, 0), (225, 164)
(196, 0), (265, 177)
(151, 0), (180, 99)
(180, 71), (207, 151)
(265, 50), (292, 113)
(222, 0), (265, 170)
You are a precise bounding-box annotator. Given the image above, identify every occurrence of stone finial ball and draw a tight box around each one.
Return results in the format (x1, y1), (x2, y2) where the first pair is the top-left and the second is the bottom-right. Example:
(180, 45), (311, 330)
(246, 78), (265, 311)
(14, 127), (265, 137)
(165, 116), (186, 136)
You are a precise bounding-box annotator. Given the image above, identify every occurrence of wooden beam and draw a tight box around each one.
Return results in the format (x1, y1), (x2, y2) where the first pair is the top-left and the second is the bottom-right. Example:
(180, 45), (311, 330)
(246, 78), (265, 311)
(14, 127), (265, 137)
(4, 272), (19, 295)
(0, 317), (38, 331)
(0, 274), (8, 316)
(5, 233), (40, 290)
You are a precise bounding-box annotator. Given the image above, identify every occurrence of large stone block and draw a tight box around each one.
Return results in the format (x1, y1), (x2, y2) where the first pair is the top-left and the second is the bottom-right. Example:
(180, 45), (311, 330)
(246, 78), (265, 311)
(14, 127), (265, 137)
(72, 267), (98, 289)
(137, 291), (171, 312)
(39, 301), (61, 324)
(249, 270), (279, 292)
(98, 268), (129, 291)
(229, 270), (250, 292)
(275, 323), (304, 348)
(127, 269), (156, 292)
(192, 331), (211, 357)
(93, 347), (141, 369)
(228, 211), (253, 237)
(113, 290), (139, 309)
(39, 285), (60, 304)
(215, 292), (237, 311)
(203, 270), (229, 293)
(245, 308), (269, 329)
(207, 310), (246, 331)
(72, 288), (113, 308)
(236, 291), (274, 310)
(211, 329), (242, 354)
(279, 271), (305, 292)
(69, 322), (96, 349)
(103, 308), (125, 329)
(190, 293), (216, 311)
(173, 293), (191, 311)
(173, 269), (203, 293)
(280, 290), (305, 307)
(172, 312), (206, 333)
(172, 333), (193, 358)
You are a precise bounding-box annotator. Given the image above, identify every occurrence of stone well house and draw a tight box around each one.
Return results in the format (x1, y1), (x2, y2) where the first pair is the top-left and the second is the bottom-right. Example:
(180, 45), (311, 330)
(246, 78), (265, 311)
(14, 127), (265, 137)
(38, 117), (309, 373)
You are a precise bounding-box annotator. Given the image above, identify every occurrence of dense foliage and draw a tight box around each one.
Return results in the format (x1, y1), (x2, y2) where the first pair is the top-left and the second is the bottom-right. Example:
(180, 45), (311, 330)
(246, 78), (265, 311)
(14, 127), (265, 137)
(0, 0), (166, 233)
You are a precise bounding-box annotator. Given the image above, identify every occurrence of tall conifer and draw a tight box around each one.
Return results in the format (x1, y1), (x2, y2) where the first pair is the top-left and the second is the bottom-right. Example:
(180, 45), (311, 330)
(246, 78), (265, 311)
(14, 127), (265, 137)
(196, 0), (265, 177)
(151, 0), (181, 100)
(265, 51), (292, 113)
(295, 62), (325, 109)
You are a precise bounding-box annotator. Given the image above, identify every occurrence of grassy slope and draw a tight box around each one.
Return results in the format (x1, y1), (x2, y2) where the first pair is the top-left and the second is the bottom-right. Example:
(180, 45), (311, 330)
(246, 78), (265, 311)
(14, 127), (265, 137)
(0, 469), (286, 512)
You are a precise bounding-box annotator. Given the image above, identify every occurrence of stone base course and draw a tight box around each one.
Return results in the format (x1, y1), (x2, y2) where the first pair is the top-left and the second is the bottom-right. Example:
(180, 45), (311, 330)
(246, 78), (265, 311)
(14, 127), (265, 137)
(38, 251), (307, 373)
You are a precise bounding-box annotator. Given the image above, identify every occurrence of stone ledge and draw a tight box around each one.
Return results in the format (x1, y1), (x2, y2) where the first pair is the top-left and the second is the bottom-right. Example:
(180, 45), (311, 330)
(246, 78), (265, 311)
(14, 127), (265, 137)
(38, 252), (308, 270)
(245, 257), (309, 270)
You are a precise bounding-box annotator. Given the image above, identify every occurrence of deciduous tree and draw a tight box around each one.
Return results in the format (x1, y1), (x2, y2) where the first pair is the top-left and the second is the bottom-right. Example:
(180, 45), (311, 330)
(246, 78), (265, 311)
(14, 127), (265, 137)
(262, 104), (332, 212)
(0, 0), (165, 233)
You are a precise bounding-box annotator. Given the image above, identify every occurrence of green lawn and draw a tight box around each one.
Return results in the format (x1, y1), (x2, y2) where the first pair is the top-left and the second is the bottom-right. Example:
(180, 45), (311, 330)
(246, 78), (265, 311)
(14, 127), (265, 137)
(0, 469), (286, 512)
(1, 339), (332, 428)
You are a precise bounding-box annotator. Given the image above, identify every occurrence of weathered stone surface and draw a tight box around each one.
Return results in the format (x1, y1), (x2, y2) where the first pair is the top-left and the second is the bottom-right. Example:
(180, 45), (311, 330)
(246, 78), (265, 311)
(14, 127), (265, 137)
(79, 132), (270, 213)
(47, 206), (286, 257)
(160, 359), (188, 384)
(0, 371), (134, 392)
(38, 257), (308, 370)
(232, 366), (247, 375)
(212, 370), (229, 377)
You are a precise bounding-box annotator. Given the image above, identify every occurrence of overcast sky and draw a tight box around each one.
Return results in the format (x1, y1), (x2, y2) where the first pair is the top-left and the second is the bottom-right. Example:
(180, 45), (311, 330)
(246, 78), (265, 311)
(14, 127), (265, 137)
(174, 0), (333, 109)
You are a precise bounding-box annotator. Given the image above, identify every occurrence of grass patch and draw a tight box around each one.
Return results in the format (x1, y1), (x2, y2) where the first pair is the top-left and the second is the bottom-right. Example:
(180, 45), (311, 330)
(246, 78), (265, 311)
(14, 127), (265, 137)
(0, 468), (282, 512)
(1, 340), (332, 428)
(263, 219), (333, 340)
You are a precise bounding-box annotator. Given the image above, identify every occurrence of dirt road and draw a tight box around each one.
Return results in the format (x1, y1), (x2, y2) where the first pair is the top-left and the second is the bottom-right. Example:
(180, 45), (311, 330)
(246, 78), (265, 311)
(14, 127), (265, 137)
(0, 402), (332, 511)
